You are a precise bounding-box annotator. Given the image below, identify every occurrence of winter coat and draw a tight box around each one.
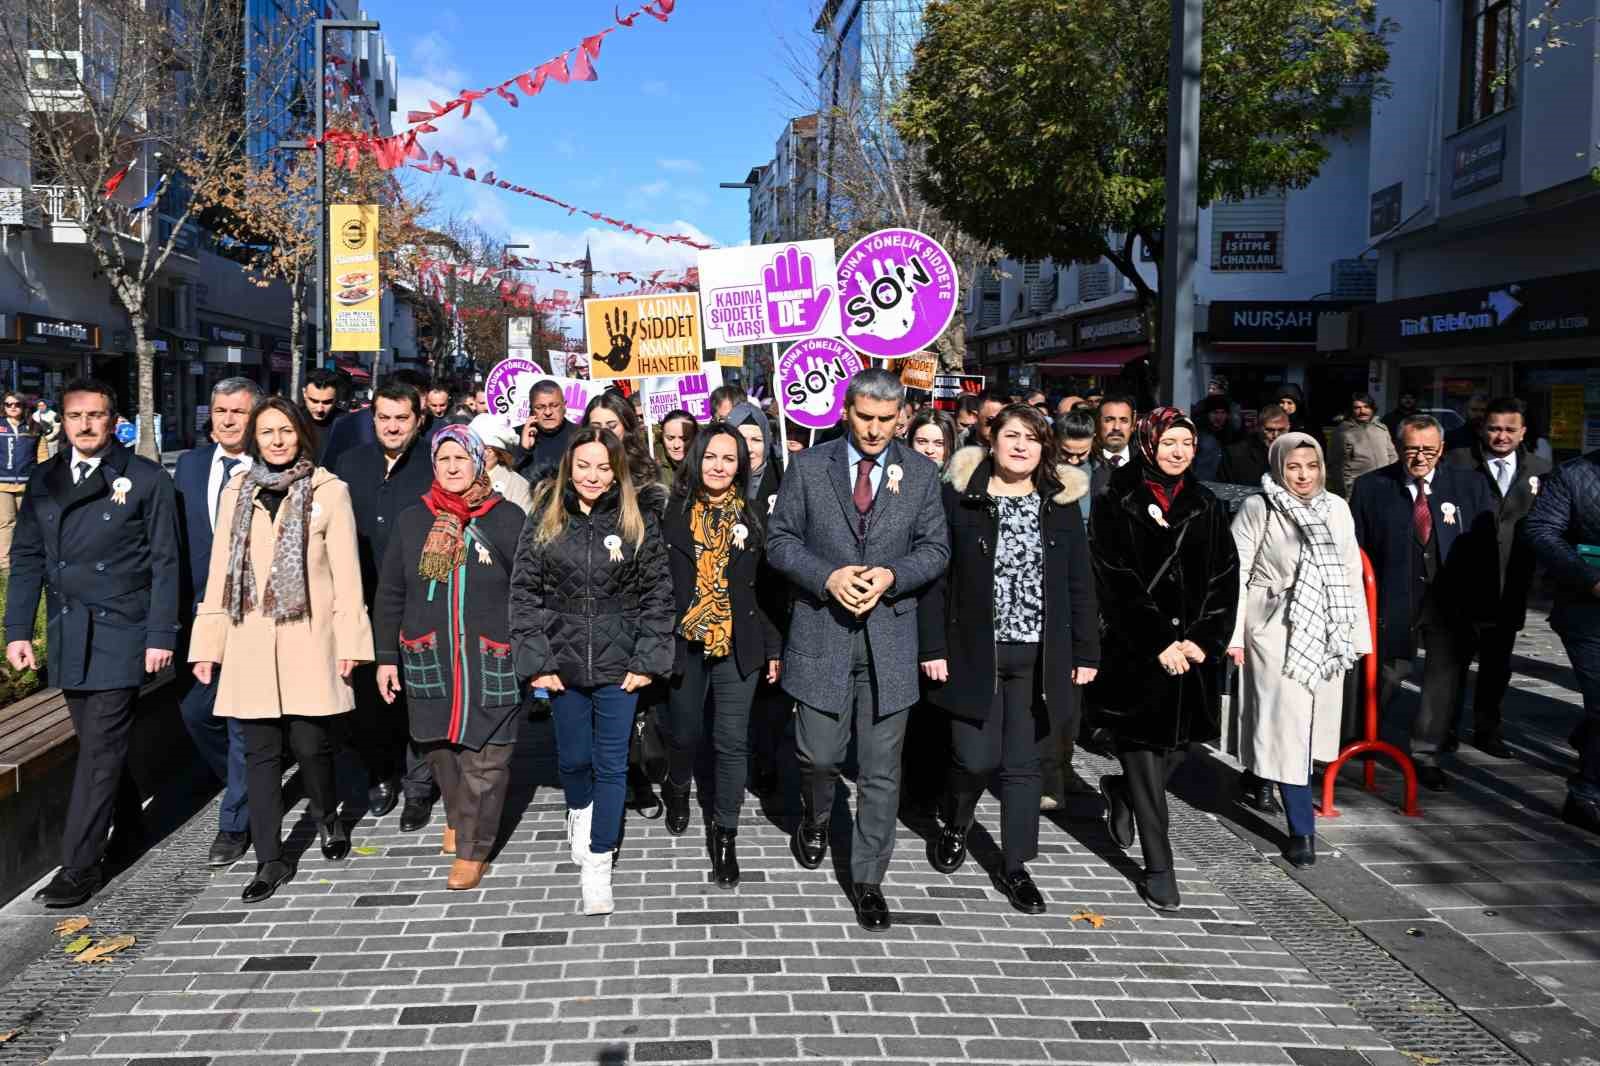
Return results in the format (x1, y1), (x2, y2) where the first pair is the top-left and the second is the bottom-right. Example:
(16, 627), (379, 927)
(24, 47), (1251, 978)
(0, 418), (41, 488)
(509, 482), (675, 688)
(1217, 436), (1270, 488)
(375, 498), (526, 749)
(918, 448), (1100, 721)
(1446, 444), (1550, 631)
(3, 444), (181, 690)
(663, 496), (783, 679)
(334, 436), (436, 607)
(1085, 463), (1240, 749)
(1329, 419), (1398, 497)
(1274, 384), (1310, 434)
(1523, 449), (1600, 610)
(515, 420), (576, 486)
(1225, 493), (1370, 784)
(189, 468), (374, 718)
(488, 465), (534, 514)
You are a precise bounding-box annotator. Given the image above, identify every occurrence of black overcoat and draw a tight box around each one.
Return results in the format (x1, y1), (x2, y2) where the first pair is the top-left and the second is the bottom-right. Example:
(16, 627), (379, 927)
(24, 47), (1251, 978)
(918, 447), (1100, 721)
(334, 436), (435, 605)
(1084, 463), (1239, 749)
(3, 444), (181, 690)
(663, 496), (782, 679)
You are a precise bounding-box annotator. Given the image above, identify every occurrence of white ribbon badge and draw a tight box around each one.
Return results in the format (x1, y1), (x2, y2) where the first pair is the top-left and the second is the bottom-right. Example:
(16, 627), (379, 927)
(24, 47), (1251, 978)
(886, 464), (904, 494)
(1147, 502), (1169, 529)
(604, 533), (624, 562)
(110, 477), (132, 506)
(1440, 501), (1457, 526)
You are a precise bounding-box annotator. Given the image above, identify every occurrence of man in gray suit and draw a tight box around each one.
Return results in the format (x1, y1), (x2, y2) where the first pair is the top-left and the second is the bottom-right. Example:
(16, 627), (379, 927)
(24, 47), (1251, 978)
(767, 368), (951, 932)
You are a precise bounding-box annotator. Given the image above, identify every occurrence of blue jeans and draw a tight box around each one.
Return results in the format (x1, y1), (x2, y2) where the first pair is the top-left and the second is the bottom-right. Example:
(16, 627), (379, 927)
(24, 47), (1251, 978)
(551, 685), (636, 853)
(1553, 603), (1600, 802)
(1278, 782), (1316, 837)
(179, 671), (250, 834)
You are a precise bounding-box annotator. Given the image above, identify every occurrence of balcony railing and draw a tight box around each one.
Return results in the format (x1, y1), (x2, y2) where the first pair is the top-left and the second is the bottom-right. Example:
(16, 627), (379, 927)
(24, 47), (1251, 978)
(32, 184), (149, 243)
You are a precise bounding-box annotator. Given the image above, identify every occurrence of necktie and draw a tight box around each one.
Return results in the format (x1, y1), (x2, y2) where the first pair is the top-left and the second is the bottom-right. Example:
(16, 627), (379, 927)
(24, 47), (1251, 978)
(1109, 453), (1124, 468)
(75, 461), (91, 485)
(216, 457), (240, 525)
(853, 457), (875, 515)
(1494, 459), (1510, 496)
(1413, 478), (1433, 544)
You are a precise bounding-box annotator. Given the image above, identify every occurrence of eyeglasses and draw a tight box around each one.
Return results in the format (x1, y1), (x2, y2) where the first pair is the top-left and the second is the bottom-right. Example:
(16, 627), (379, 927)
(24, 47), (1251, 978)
(1401, 447), (1439, 459)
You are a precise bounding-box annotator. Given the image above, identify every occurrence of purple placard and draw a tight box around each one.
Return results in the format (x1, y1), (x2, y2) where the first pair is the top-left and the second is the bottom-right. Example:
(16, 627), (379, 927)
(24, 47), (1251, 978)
(777, 336), (865, 430)
(836, 228), (960, 360)
(484, 356), (541, 423)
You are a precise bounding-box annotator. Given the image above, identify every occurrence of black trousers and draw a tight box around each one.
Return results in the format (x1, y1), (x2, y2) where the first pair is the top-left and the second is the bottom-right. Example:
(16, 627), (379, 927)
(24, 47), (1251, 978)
(61, 688), (143, 873)
(1466, 625), (1518, 739)
(240, 716), (338, 865)
(348, 663), (434, 802)
(1038, 681), (1084, 800)
(944, 642), (1043, 871)
(666, 646), (760, 829)
(1116, 744), (1190, 873)
(1407, 600), (1480, 766)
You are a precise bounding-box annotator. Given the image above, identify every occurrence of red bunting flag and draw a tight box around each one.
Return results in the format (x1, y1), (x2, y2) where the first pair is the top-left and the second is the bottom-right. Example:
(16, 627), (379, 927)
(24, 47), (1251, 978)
(103, 165), (131, 198)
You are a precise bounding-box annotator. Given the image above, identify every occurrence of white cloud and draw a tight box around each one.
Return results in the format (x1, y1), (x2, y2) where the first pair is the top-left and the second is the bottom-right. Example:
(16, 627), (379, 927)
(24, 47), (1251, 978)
(636, 179), (671, 199)
(507, 219), (723, 295)
(657, 158), (702, 174)
(397, 33), (508, 172)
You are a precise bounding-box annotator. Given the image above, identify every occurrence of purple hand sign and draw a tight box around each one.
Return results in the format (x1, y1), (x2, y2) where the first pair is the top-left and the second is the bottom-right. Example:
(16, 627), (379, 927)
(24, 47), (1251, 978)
(762, 246), (834, 337)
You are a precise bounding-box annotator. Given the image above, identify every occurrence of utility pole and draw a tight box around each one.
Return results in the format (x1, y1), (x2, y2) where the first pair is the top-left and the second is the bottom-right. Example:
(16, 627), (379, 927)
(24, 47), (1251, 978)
(1158, 0), (1202, 410)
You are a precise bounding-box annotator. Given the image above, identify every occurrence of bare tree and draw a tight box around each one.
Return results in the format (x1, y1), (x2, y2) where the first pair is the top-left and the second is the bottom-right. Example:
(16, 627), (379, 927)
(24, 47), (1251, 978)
(0, 0), (313, 457)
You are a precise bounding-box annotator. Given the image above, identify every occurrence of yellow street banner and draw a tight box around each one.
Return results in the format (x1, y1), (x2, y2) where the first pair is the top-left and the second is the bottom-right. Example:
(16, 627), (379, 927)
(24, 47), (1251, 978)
(899, 355), (937, 391)
(584, 292), (703, 380)
(329, 204), (381, 352)
(715, 345), (744, 368)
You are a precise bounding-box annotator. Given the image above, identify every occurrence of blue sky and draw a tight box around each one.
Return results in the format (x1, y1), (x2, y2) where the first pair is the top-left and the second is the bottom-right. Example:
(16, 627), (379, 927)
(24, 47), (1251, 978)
(375, 0), (818, 297)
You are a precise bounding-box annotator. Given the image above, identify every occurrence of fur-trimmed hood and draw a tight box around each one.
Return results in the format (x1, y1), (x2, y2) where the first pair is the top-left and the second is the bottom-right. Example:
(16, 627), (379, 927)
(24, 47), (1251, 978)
(943, 445), (1089, 506)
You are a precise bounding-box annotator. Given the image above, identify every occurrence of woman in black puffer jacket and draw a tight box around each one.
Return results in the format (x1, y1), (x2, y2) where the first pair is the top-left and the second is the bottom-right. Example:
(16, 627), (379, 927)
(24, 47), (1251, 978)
(510, 427), (674, 916)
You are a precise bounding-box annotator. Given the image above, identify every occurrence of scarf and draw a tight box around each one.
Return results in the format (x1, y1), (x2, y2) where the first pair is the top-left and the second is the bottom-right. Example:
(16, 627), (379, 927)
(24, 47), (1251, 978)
(220, 458), (316, 625)
(1137, 405), (1194, 510)
(1259, 432), (1359, 691)
(679, 490), (742, 659)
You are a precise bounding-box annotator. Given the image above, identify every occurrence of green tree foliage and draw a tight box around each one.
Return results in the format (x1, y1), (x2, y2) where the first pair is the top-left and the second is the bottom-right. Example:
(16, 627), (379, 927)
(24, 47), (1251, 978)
(896, 0), (1392, 305)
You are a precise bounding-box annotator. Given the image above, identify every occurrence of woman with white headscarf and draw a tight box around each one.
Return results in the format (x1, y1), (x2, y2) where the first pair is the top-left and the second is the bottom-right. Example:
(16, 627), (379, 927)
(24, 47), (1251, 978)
(1226, 432), (1370, 868)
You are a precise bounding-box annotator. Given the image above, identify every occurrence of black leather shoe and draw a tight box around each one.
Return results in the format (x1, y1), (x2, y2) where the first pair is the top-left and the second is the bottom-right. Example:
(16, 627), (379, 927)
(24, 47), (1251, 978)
(712, 827), (740, 889)
(792, 821), (827, 870)
(1283, 834), (1316, 868)
(998, 868), (1046, 915)
(664, 783), (691, 836)
(930, 824), (968, 874)
(1442, 731), (1461, 753)
(399, 798), (433, 832)
(1417, 765), (1450, 792)
(854, 882), (891, 932)
(1100, 775), (1135, 850)
(1139, 869), (1181, 912)
(1473, 734), (1515, 759)
(368, 780), (399, 818)
(319, 818), (350, 862)
(1238, 772), (1282, 815)
(208, 830), (250, 868)
(1563, 794), (1600, 837)
(241, 860), (295, 904)
(34, 867), (99, 908)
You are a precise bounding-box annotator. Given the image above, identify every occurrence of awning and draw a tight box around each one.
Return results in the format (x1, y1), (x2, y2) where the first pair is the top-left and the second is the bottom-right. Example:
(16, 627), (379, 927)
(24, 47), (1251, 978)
(340, 365), (371, 382)
(1036, 344), (1150, 373)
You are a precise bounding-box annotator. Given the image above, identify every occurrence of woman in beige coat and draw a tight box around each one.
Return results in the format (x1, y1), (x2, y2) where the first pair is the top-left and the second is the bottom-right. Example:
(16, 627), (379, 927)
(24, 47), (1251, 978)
(190, 397), (373, 904)
(1226, 432), (1370, 868)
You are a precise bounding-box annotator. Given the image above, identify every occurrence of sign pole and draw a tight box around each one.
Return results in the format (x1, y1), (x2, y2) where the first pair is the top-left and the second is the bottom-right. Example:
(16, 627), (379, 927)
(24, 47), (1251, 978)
(771, 348), (791, 471)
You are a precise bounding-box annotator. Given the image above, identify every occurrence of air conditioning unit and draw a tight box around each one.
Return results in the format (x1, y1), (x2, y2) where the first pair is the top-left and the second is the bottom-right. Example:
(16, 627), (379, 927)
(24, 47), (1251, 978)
(1330, 258), (1377, 301)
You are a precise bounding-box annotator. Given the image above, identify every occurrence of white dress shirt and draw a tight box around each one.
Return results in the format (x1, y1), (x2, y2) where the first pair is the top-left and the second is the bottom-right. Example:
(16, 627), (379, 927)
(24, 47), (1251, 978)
(1405, 467), (1437, 501)
(1488, 451), (1517, 495)
(1101, 446), (1131, 468)
(206, 447), (253, 530)
(70, 449), (105, 483)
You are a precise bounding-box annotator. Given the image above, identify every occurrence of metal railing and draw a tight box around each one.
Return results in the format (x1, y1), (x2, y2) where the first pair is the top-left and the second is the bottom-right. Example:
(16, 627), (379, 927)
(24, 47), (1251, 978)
(31, 184), (150, 243)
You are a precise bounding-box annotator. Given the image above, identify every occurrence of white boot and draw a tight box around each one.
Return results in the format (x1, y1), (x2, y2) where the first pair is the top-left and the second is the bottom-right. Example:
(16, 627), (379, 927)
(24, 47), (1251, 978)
(566, 804), (592, 867)
(579, 849), (615, 916)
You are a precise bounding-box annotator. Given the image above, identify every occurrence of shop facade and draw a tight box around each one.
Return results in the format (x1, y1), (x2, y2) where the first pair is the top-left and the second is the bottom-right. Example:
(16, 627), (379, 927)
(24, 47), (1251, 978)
(974, 302), (1155, 399)
(1204, 300), (1366, 429)
(0, 312), (101, 401)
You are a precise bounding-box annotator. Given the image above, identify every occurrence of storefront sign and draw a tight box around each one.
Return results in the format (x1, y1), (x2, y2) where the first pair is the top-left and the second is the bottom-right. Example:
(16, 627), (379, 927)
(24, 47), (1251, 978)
(151, 338), (169, 354)
(1074, 308), (1146, 349)
(1370, 182), (1402, 237)
(715, 345), (744, 368)
(1024, 325), (1067, 356)
(1209, 301), (1353, 346)
(583, 292), (703, 379)
(1451, 126), (1505, 199)
(1215, 231), (1282, 272)
(980, 336), (1015, 362)
(328, 203), (382, 351)
(204, 322), (252, 347)
(14, 313), (100, 349)
(836, 228), (959, 360)
(698, 240), (844, 348)
(776, 336), (865, 430)
(1361, 270), (1600, 352)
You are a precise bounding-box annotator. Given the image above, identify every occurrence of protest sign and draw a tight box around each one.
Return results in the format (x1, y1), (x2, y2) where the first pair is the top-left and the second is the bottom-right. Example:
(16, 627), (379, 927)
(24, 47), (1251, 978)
(698, 239), (844, 348)
(776, 336), (865, 430)
(641, 364), (725, 425)
(485, 355), (542, 423)
(715, 345), (744, 368)
(932, 373), (984, 413)
(552, 376), (607, 423)
(837, 228), (959, 360)
(584, 292), (703, 380)
(899, 356), (937, 391)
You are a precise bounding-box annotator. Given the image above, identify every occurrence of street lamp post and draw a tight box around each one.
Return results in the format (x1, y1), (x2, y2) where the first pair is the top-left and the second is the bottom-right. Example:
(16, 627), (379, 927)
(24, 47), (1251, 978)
(1158, 0), (1202, 410)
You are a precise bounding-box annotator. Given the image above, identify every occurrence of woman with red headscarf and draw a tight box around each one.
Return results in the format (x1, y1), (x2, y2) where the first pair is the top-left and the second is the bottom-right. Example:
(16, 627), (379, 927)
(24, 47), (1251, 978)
(1085, 407), (1239, 912)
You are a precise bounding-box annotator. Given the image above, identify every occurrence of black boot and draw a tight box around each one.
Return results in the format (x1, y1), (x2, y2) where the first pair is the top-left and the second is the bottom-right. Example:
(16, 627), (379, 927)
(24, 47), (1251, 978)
(1238, 771), (1281, 814)
(1100, 775), (1135, 850)
(1139, 869), (1181, 912)
(712, 827), (740, 888)
(1283, 834), (1316, 868)
(664, 781), (692, 836)
(1565, 794), (1600, 837)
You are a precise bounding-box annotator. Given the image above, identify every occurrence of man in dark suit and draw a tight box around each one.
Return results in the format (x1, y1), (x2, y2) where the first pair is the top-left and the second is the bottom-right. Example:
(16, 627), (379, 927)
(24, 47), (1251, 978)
(335, 381), (437, 829)
(5, 379), (181, 906)
(300, 369), (342, 465)
(767, 368), (950, 932)
(514, 379), (576, 487)
(1443, 396), (1551, 757)
(1217, 404), (1289, 487)
(1089, 395), (1136, 498)
(173, 377), (260, 867)
(1350, 414), (1498, 791)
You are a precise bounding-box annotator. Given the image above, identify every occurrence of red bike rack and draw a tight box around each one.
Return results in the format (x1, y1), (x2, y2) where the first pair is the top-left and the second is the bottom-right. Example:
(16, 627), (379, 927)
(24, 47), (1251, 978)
(1317, 549), (1422, 818)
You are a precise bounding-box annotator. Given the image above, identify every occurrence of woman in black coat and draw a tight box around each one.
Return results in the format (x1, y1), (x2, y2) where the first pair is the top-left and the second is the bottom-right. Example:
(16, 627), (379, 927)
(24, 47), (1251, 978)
(661, 425), (783, 887)
(509, 427), (675, 917)
(1087, 407), (1239, 913)
(375, 425), (525, 891)
(918, 405), (1100, 914)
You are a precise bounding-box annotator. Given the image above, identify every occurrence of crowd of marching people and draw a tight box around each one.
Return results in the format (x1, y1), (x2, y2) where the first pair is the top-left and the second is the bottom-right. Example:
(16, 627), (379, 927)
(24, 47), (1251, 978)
(4, 365), (1599, 934)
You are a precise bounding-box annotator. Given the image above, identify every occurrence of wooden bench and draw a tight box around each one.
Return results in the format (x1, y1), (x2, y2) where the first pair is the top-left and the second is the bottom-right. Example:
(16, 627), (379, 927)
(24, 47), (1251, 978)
(0, 671), (176, 802)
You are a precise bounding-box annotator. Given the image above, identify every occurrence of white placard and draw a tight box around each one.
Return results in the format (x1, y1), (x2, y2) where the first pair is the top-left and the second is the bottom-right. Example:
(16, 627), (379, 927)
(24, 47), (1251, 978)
(698, 239), (844, 348)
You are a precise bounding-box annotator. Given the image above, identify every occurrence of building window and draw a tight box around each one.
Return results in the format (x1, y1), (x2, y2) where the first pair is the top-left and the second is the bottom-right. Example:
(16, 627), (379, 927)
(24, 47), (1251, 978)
(1460, 0), (1516, 127)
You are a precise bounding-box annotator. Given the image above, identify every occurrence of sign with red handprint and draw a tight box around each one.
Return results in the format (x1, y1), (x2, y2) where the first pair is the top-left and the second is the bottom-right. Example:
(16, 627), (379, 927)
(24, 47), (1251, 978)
(698, 239), (844, 348)
(583, 292), (703, 380)
(836, 228), (960, 360)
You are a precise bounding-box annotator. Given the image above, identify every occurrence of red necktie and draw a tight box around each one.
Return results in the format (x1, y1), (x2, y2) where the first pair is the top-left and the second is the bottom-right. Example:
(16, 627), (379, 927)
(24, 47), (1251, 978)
(1412, 478), (1432, 544)
(853, 458), (874, 515)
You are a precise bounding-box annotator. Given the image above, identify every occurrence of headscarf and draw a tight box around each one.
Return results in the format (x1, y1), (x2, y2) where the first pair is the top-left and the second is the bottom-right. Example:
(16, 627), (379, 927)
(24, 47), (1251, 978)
(1137, 405), (1197, 506)
(724, 402), (772, 498)
(1257, 432), (1359, 689)
(419, 425), (499, 581)
(221, 458), (316, 625)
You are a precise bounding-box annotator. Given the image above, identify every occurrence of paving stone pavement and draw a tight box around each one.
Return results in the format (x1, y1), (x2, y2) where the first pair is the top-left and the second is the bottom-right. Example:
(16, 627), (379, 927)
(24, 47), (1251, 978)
(0, 711), (1436, 1066)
